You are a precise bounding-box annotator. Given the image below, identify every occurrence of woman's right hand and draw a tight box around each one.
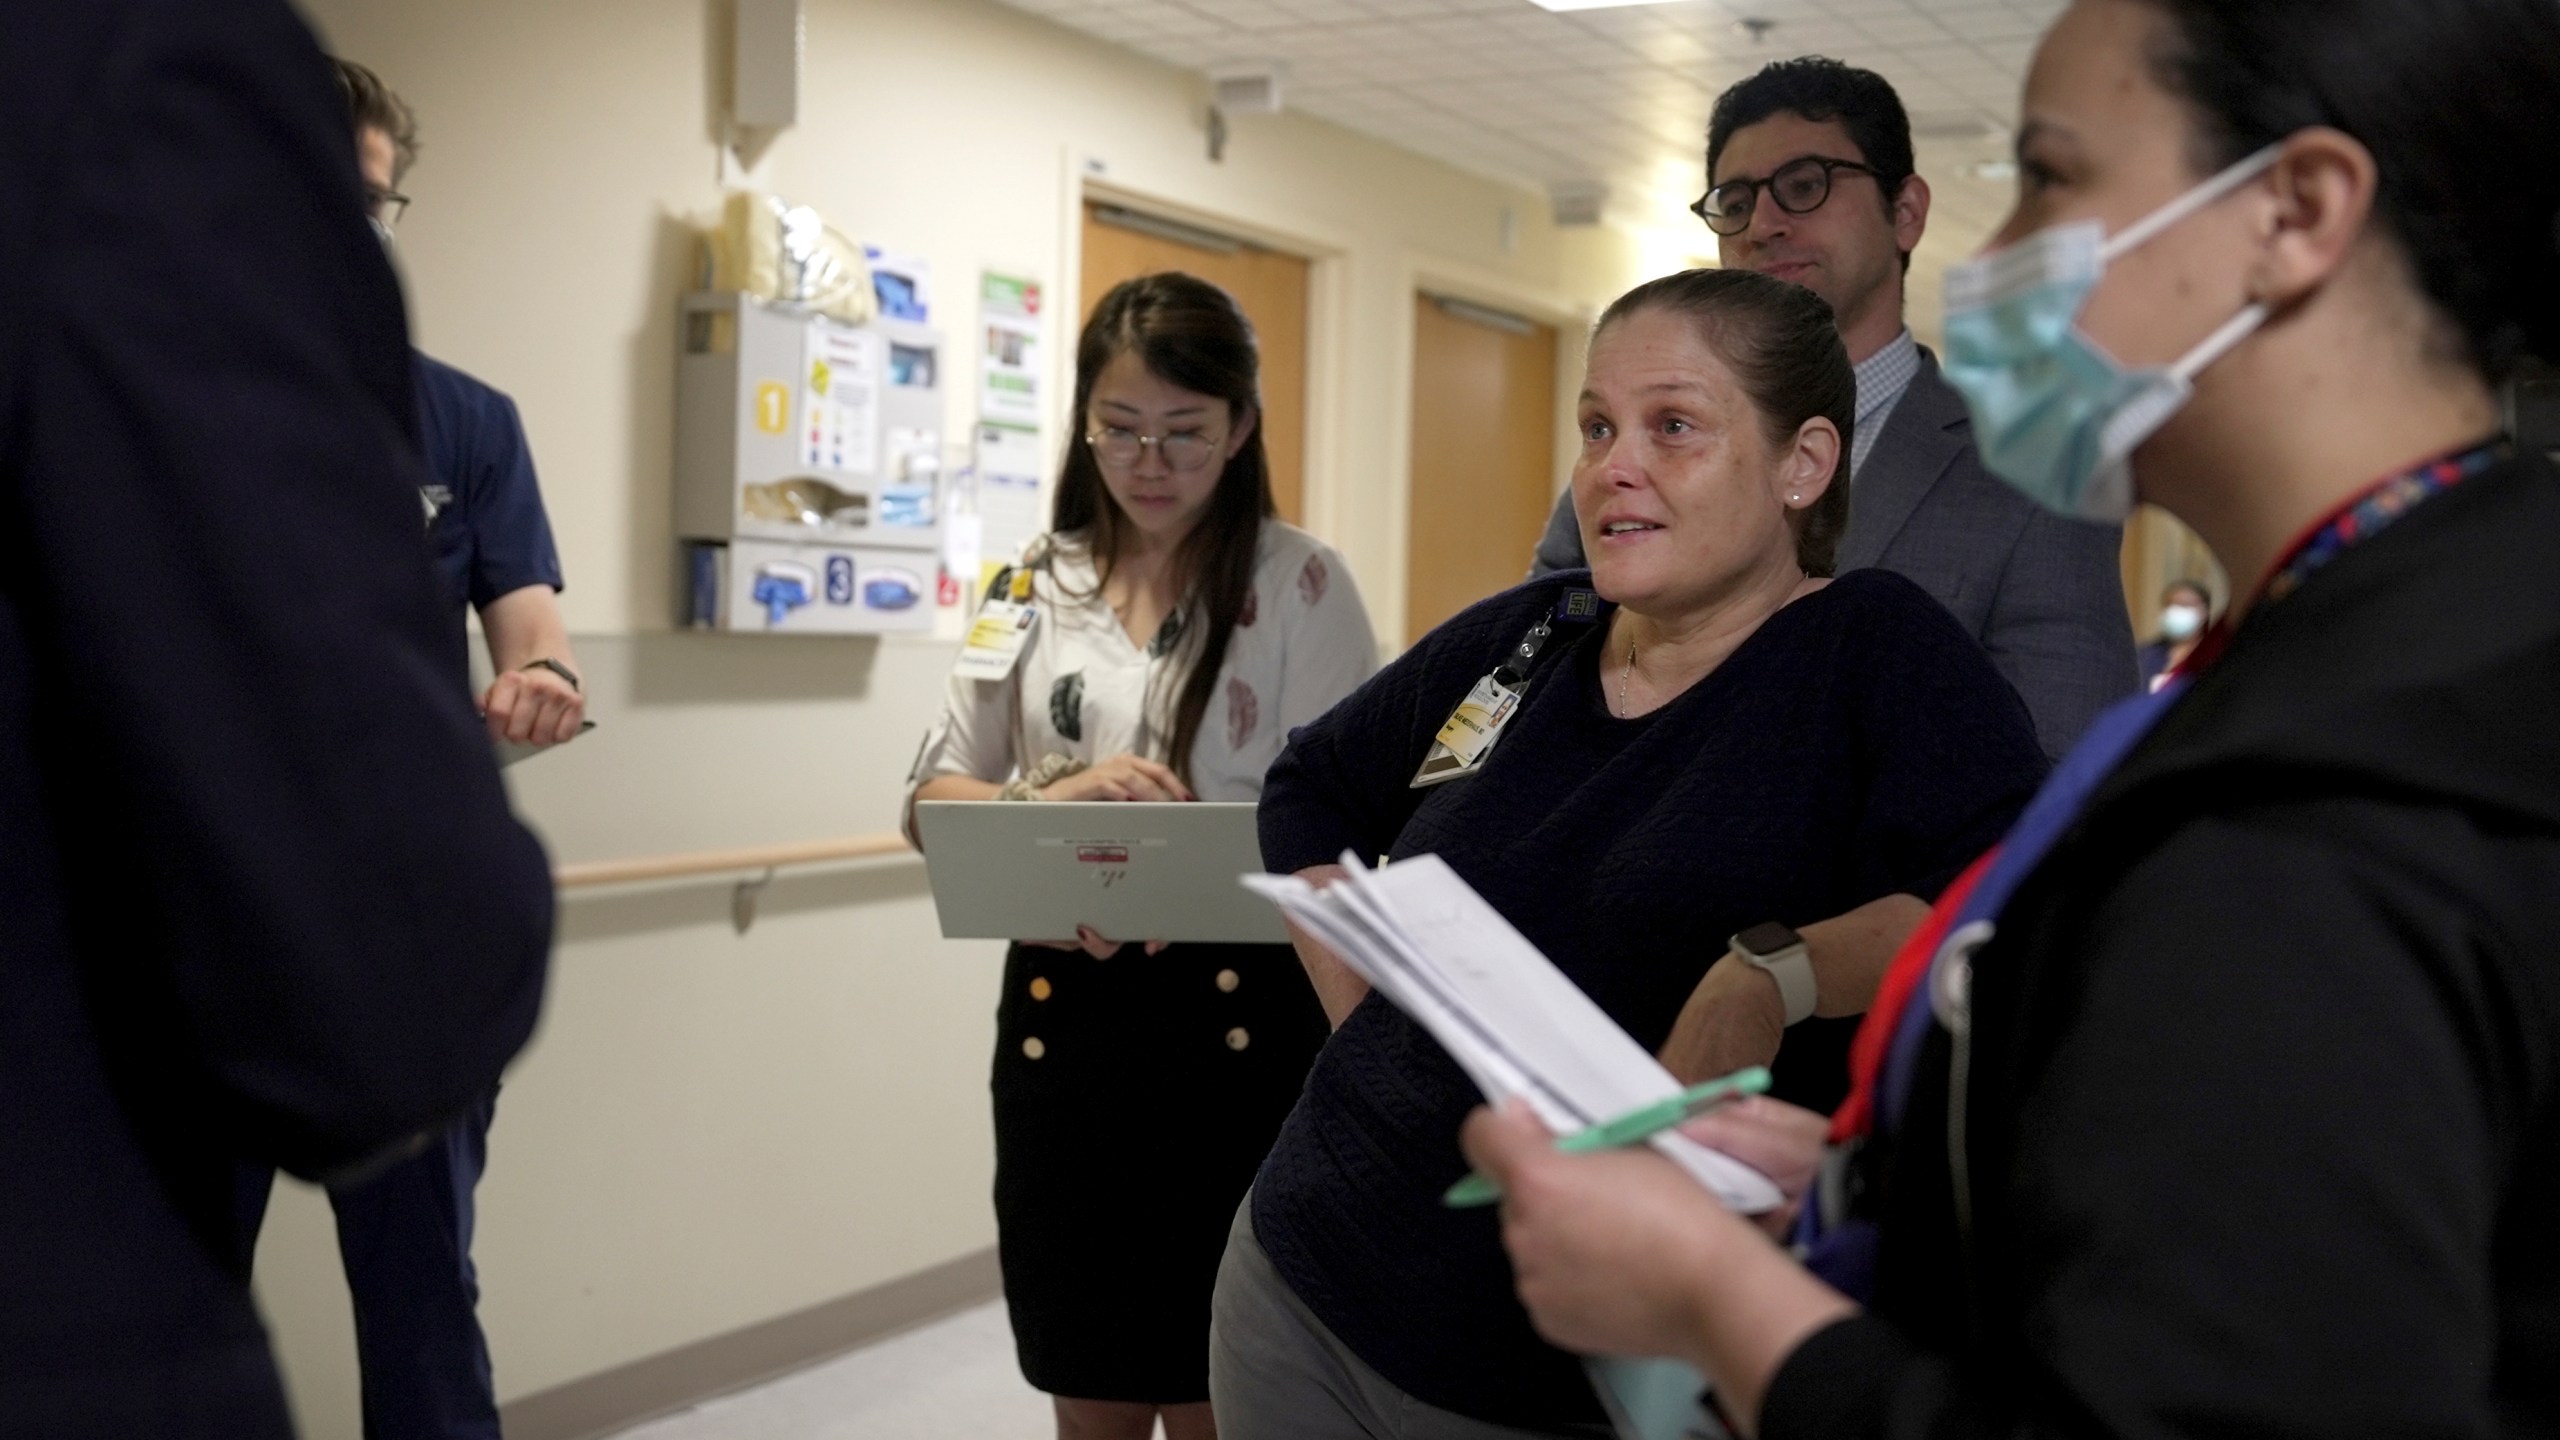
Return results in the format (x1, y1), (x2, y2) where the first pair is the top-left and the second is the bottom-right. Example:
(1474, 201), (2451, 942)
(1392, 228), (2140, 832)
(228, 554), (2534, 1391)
(1286, 863), (1372, 1029)
(1039, 752), (1194, 803)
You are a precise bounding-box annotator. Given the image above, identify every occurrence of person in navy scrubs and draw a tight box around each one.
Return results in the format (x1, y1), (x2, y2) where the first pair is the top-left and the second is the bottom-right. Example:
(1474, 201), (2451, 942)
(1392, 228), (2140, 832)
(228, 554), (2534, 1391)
(229, 59), (586, 1440)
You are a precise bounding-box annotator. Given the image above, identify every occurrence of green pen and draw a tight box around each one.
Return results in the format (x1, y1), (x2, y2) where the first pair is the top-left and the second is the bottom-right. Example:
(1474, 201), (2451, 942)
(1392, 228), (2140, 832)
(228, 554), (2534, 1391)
(1443, 1066), (1772, 1208)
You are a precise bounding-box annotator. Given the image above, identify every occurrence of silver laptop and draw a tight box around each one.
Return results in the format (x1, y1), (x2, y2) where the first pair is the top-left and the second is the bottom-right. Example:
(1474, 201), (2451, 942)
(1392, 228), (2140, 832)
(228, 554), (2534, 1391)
(913, 801), (1288, 945)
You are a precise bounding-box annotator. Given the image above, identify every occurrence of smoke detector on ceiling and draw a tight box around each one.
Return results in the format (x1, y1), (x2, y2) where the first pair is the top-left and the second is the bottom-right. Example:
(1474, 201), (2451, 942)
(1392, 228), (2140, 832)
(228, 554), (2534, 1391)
(1209, 62), (1288, 116)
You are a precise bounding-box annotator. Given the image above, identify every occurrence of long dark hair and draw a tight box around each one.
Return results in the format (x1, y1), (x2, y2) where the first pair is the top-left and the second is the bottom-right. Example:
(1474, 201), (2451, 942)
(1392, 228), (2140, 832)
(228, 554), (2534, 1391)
(2130, 0), (2560, 383)
(1594, 268), (1856, 575)
(1051, 273), (1276, 785)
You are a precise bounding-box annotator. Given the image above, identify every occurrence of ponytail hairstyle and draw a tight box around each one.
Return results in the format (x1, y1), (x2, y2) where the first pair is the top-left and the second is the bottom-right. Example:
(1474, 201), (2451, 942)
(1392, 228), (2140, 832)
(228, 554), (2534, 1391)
(2129, 0), (2560, 383)
(1051, 273), (1276, 786)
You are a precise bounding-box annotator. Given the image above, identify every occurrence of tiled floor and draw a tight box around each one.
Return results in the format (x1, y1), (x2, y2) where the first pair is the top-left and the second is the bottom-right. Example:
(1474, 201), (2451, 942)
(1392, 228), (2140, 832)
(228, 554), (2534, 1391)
(607, 1300), (1054, 1439)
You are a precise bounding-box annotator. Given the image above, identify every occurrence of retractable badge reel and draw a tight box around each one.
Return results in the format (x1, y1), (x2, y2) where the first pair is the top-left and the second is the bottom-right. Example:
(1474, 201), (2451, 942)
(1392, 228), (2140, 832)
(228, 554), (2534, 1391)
(1411, 588), (1601, 788)
(953, 566), (1040, 681)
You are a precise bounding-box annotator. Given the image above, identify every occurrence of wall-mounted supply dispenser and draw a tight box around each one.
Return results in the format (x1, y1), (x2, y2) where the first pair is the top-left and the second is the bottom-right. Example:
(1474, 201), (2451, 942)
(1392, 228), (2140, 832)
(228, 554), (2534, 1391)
(675, 291), (941, 633)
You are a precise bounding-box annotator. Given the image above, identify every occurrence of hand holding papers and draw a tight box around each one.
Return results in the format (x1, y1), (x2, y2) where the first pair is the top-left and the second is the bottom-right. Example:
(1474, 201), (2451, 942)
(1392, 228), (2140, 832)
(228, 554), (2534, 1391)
(1245, 854), (1776, 1440)
(1242, 854), (1785, 1213)
(1442, 1066), (1771, 1208)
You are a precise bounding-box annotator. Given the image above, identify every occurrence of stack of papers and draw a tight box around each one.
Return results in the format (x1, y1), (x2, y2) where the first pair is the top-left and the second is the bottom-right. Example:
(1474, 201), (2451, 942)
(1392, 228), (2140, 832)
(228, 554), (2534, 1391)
(1244, 852), (1782, 1211)
(1246, 853), (1770, 1440)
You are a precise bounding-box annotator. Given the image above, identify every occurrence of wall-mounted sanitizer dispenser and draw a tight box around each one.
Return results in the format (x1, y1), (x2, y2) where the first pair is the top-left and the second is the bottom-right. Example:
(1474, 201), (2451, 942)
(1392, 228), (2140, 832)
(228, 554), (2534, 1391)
(674, 291), (941, 633)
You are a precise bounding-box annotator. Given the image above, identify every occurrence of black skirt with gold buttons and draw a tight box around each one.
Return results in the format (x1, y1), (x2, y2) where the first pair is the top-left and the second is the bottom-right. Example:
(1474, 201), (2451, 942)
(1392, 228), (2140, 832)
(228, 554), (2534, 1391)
(991, 939), (1326, 1403)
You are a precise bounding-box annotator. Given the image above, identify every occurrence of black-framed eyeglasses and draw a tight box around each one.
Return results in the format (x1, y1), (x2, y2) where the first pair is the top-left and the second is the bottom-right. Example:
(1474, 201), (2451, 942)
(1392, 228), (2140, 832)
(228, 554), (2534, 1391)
(366, 184), (411, 230)
(1690, 156), (1880, 235)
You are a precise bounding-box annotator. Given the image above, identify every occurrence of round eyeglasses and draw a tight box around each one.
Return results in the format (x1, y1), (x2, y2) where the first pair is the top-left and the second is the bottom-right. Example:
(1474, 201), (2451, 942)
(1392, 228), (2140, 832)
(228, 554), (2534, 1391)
(1085, 424), (1221, 472)
(1690, 155), (1880, 236)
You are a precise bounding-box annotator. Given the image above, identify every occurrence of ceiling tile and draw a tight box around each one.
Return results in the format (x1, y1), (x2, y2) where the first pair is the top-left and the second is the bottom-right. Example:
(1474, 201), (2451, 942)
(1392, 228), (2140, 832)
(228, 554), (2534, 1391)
(993, 0), (2057, 272)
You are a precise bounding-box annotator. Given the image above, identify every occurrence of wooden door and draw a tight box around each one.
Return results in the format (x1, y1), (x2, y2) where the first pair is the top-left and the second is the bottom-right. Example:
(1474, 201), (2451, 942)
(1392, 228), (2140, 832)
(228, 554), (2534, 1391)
(1079, 203), (1309, 523)
(1405, 293), (1558, 645)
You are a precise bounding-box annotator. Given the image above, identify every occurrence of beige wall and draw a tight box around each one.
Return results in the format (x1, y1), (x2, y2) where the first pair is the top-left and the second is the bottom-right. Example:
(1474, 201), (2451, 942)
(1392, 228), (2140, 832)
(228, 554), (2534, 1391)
(260, 0), (1668, 1433)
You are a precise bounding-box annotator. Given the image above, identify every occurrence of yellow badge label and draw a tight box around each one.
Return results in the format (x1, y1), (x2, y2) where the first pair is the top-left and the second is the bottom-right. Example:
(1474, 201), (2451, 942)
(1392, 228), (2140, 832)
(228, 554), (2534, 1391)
(753, 381), (790, 435)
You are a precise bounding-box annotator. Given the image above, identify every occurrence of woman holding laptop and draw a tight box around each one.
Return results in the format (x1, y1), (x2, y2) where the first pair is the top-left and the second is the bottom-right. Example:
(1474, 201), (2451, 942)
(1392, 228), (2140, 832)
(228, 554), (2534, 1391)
(905, 272), (1376, 1440)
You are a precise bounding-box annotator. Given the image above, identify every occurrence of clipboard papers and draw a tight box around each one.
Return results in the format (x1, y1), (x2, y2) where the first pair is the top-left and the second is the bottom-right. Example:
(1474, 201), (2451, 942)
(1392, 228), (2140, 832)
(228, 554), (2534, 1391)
(1243, 852), (1773, 1440)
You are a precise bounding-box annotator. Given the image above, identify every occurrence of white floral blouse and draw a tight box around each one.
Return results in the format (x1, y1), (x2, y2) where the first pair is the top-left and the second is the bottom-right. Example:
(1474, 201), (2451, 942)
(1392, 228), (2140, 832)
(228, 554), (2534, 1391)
(904, 522), (1379, 824)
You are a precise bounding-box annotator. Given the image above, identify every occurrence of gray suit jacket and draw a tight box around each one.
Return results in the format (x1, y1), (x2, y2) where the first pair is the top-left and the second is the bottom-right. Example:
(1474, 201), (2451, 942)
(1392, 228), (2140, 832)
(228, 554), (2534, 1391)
(1530, 353), (2136, 758)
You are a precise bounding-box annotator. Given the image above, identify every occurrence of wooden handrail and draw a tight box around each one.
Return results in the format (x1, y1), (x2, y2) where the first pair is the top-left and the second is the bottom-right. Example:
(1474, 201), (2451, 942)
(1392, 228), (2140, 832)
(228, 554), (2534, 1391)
(553, 833), (914, 890)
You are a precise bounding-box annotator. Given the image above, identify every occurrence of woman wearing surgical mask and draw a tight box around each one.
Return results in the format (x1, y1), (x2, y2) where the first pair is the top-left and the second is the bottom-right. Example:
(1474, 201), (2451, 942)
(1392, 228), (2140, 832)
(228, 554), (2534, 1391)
(1456, 1), (2560, 1436)
(2137, 578), (2210, 690)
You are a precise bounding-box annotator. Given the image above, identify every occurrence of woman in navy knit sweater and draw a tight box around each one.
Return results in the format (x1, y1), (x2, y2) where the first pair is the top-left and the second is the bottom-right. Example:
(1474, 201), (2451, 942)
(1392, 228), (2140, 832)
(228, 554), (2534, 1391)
(1207, 269), (2049, 1437)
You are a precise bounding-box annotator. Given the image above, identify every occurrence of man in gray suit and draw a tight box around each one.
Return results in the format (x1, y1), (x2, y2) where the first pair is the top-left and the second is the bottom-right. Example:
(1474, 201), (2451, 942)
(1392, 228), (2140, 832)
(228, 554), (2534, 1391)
(1532, 58), (2135, 758)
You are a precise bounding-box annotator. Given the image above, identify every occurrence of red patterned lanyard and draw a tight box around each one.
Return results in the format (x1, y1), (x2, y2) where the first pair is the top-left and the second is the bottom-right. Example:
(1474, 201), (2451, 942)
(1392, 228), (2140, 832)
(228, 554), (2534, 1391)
(2180, 437), (2504, 675)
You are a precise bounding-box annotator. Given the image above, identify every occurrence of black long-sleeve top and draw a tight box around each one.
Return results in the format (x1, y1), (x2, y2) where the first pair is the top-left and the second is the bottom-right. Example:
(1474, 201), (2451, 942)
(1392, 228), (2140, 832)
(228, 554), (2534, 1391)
(3, 2), (553, 1430)
(1766, 452), (2560, 1439)
(1254, 569), (2047, 1426)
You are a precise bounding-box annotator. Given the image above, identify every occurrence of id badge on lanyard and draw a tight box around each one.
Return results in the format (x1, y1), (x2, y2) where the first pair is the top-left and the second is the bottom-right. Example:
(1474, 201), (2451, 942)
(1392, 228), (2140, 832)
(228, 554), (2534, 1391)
(954, 566), (1040, 682)
(1410, 587), (1601, 788)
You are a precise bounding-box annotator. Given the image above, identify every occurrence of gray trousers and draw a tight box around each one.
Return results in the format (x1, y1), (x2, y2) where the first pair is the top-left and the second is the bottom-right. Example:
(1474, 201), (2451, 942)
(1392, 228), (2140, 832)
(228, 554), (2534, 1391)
(1207, 1199), (1615, 1440)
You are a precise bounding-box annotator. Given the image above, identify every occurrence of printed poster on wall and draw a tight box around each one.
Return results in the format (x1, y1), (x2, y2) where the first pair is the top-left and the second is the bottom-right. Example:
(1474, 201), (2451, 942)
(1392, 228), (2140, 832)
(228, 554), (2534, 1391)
(976, 421), (1049, 572)
(802, 321), (881, 476)
(979, 271), (1043, 429)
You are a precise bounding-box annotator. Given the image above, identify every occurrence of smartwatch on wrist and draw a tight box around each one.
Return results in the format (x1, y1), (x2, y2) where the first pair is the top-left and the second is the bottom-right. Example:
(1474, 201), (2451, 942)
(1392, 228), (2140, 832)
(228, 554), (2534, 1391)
(519, 657), (580, 693)
(1730, 921), (1816, 1026)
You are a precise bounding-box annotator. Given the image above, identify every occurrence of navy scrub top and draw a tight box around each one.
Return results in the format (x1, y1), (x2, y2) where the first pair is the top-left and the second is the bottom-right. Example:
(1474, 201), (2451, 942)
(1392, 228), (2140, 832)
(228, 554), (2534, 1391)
(414, 352), (564, 646)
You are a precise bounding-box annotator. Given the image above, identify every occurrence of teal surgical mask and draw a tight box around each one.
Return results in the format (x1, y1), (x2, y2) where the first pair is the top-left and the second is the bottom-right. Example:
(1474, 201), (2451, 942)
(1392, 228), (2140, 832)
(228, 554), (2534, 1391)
(2158, 602), (2205, 641)
(1940, 145), (2283, 522)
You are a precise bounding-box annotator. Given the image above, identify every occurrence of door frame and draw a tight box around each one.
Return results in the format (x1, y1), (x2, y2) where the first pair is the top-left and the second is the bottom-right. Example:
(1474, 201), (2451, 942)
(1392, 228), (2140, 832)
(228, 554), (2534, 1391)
(1052, 147), (1353, 537)
(1383, 255), (1594, 648)
(1047, 147), (1602, 651)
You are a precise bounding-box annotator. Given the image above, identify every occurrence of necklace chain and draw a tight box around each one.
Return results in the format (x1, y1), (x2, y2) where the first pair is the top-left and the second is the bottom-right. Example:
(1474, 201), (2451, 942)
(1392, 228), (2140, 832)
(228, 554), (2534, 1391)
(1616, 631), (1636, 718)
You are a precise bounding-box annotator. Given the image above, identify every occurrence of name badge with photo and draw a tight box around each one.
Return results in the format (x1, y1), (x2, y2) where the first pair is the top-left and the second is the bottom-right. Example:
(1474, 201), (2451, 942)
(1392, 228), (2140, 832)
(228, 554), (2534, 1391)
(954, 599), (1040, 681)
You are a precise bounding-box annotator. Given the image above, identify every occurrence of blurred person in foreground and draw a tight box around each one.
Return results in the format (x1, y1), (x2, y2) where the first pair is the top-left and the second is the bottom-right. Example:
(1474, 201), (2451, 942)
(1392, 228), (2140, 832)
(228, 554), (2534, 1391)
(0, 2), (552, 1435)
(1464, 1), (2560, 1436)
(224, 57), (585, 1440)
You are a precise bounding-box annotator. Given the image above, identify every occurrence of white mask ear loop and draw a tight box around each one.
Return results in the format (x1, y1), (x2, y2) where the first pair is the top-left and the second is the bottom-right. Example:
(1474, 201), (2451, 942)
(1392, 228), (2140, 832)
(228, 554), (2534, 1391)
(2171, 302), (2268, 382)
(2098, 142), (2287, 263)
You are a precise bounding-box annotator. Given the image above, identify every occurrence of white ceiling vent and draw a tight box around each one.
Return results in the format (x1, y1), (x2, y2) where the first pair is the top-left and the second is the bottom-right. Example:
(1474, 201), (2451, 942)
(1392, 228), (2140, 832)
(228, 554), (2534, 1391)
(1549, 180), (1610, 228)
(1210, 63), (1287, 116)
(1909, 111), (2007, 143)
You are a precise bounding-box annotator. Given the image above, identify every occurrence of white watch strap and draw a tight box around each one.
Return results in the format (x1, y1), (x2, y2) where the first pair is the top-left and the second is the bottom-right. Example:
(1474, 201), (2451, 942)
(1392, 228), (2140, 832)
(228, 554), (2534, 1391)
(1745, 944), (1817, 1026)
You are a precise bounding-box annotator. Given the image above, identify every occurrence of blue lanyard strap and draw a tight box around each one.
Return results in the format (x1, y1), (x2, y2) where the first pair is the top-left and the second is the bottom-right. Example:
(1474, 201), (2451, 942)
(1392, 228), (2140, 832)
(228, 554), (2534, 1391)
(1878, 679), (2188, 1129)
